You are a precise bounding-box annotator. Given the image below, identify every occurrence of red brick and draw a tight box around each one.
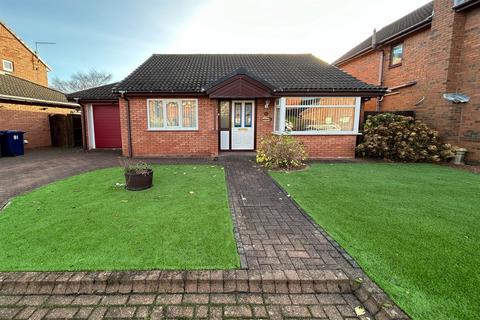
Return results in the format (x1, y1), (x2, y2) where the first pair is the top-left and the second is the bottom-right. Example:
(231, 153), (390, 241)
(338, 0), (480, 161)
(0, 22), (49, 86)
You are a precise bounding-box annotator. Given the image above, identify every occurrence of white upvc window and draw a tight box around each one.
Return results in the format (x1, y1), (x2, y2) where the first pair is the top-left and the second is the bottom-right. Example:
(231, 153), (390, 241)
(147, 99), (198, 130)
(273, 97), (361, 135)
(2, 60), (13, 72)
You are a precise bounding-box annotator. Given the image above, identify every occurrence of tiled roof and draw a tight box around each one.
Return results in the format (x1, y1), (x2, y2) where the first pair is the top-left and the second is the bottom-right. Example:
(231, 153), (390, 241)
(0, 73), (77, 107)
(334, 2), (434, 65)
(453, 0), (480, 11)
(114, 54), (385, 94)
(67, 82), (118, 101)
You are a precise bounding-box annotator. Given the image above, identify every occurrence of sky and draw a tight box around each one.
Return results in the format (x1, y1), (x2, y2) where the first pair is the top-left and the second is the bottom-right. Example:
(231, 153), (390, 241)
(2, 0), (431, 83)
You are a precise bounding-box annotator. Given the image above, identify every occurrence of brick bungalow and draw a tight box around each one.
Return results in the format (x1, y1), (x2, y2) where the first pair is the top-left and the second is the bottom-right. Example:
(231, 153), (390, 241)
(0, 21), (79, 149)
(335, 0), (480, 162)
(69, 54), (385, 159)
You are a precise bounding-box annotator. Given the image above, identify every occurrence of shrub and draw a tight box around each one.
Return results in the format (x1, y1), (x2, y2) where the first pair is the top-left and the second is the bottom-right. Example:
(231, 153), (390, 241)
(123, 161), (153, 175)
(256, 134), (307, 169)
(357, 113), (456, 162)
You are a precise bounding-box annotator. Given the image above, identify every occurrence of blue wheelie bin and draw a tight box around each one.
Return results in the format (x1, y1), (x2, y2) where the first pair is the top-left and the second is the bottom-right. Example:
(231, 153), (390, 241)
(0, 130), (25, 156)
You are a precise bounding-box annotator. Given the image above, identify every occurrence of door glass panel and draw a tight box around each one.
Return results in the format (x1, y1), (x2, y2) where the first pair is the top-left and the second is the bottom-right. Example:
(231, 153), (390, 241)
(244, 103), (252, 127)
(166, 101), (179, 127)
(234, 102), (242, 127)
(220, 101), (230, 129)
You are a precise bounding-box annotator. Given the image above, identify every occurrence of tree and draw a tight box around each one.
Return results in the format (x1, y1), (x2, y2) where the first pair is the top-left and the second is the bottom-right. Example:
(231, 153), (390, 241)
(51, 69), (113, 93)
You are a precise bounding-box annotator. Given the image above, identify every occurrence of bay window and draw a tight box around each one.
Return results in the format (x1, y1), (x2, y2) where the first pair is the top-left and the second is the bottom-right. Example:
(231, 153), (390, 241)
(273, 97), (361, 135)
(147, 99), (198, 130)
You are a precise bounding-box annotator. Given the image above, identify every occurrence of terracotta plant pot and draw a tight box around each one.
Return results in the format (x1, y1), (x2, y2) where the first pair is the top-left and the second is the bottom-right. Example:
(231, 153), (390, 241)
(124, 169), (153, 191)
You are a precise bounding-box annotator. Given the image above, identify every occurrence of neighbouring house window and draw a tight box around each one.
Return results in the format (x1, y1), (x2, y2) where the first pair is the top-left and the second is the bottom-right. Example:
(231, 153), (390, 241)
(390, 43), (403, 66)
(273, 97), (361, 135)
(2, 60), (13, 72)
(147, 99), (198, 130)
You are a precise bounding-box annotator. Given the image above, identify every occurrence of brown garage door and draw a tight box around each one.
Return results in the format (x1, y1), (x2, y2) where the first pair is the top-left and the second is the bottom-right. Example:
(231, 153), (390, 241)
(93, 104), (122, 148)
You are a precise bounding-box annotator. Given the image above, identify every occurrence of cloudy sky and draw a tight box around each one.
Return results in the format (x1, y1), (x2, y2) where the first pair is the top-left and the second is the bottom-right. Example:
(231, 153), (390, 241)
(2, 0), (431, 82)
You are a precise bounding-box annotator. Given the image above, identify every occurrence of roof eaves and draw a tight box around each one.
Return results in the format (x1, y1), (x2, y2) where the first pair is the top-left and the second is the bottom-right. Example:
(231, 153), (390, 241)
(0, 94), (79, 108)
(453, 0), (480, 11)
(334, 13), (433, 66)
(0, 21), (52, 71)
(203, 67), (277, 92)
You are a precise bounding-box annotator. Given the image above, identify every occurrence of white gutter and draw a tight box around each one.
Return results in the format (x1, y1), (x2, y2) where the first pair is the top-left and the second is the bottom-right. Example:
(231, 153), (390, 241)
(0, 94), (80, 108)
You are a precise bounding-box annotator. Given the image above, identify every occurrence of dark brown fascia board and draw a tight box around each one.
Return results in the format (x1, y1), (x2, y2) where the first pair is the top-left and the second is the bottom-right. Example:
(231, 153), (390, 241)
(272, 91), (386, 97)
(113, 90), (385, 98)
(115, 91), (204, 97)
(453, 0), (480, 11)
(69, 98), (118, 104)
(335, 18), (432, 66)
(205, 74), (274, 94)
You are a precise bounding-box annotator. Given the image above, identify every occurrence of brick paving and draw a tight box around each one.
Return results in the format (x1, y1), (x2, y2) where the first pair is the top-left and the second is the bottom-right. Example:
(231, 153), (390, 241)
(224, 157), (356, 272)
(0, 292), (365, 319)
(0, 148), (121, 208)
(0, 150), (408, 319)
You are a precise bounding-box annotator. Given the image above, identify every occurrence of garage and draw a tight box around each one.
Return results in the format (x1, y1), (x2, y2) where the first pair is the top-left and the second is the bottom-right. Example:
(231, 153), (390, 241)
(67, 83), (122, 150)
(91, 104), (121, 148)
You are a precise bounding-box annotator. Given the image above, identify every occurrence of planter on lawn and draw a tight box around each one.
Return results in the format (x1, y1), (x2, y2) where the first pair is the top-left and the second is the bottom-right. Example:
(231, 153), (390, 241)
(125, 169), (153, 191)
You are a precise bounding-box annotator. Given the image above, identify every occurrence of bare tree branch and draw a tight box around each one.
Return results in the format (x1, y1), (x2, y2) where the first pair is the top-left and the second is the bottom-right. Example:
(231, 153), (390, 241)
(50, 69), (113, 93)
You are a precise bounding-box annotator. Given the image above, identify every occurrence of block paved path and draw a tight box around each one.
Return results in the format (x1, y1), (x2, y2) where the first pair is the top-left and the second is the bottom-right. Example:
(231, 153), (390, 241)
(224, 157), (356, 272)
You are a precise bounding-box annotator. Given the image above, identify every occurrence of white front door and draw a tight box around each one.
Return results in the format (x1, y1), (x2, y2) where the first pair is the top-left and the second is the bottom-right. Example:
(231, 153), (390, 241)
(231, 100), (255, 150)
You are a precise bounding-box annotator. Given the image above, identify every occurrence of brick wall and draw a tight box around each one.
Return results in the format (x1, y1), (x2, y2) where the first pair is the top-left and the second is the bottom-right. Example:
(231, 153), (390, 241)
(0, 24), (49, 86)
(338, 52), (380, 112)
(0, 103), (73, 148)
(454, 5), (480, 161)
(339, 28), (429, 113)
(119, 97), (218, 157)
(338, 0), (480, 161)
(418, 0), (480, 162)
(116, 97), (357, 159)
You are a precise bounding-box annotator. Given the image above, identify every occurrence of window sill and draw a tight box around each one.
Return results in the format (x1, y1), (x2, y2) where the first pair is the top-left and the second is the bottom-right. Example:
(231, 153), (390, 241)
(273, 131), (362, 136)
(147, 128), (199, 132)
(389, 63), (402, 69)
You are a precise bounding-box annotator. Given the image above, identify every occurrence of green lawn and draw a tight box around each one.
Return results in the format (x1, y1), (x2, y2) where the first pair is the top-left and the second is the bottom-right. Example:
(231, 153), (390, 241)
(0, 165), (239, 271)
(271, 163), (480, 320)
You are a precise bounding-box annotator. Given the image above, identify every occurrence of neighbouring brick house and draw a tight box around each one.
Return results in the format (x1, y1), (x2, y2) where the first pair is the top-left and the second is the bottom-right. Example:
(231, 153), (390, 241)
(0, 21), (78, 149)
(69, 54), (385, 159)
(335, 0), (480, 162)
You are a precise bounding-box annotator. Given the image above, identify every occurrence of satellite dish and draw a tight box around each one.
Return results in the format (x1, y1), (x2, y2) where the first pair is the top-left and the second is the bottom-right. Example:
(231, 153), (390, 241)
(443, 93), (470, 103)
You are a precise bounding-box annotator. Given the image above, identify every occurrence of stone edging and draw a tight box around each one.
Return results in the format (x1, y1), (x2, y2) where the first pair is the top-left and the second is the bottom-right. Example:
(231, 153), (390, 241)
(0, 269), (351, 296)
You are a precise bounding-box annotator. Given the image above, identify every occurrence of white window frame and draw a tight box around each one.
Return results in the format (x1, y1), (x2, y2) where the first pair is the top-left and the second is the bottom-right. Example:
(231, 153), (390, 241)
(273, 97), (361, 135)
(147, 98), (198, 131)
(2, 59), (13, 72)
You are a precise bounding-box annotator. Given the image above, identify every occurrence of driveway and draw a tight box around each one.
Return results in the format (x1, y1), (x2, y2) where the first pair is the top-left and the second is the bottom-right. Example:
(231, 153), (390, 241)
(0, 148), (121, 208)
